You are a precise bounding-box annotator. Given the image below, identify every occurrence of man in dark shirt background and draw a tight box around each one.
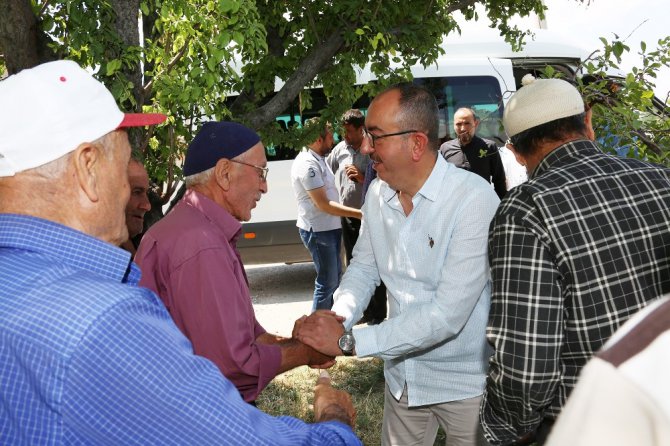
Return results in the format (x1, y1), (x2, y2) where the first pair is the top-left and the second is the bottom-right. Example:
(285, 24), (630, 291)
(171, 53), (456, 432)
(440, 107), (507, 199)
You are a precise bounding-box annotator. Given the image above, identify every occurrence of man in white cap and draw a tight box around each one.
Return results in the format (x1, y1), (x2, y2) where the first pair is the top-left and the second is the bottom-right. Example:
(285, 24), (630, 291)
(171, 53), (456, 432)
(0, 61), (359, 445)
(481, 77), (670, 445)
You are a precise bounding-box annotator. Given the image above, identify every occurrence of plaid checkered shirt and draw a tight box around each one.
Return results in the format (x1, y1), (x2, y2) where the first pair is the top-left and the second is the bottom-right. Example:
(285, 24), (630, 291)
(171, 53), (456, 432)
(481, 140), (670, 445)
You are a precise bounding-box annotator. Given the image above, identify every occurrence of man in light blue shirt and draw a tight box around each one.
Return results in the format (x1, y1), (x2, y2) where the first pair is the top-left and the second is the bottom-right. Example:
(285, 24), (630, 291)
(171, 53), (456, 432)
(297, 83), (499, 445)
(0, 61), (359, 445)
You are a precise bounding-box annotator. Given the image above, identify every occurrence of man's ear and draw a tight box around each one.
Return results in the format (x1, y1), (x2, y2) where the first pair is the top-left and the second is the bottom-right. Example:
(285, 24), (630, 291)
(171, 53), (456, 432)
(410, 132), (429, 161)
(508, 144), (527, 167)
(72, 142), (102, 203)
(584, 108), (596, 141)
(214, 158), (232, 191)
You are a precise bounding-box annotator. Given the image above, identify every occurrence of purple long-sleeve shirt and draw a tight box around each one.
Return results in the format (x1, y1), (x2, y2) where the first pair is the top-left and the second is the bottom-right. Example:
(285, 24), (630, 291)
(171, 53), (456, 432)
(136, 189), (282, 402)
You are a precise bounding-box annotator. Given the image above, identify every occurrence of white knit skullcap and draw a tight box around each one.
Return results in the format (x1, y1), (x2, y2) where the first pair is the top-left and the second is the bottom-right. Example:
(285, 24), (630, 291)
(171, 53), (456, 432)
(503, 78), (584, 138)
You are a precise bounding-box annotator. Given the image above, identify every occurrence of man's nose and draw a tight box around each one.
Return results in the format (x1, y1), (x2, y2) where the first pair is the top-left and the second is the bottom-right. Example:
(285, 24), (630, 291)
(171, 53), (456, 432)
(260, 179), (268, 194)
(140, 194), (151, 212)
(360, 135), (374, 155)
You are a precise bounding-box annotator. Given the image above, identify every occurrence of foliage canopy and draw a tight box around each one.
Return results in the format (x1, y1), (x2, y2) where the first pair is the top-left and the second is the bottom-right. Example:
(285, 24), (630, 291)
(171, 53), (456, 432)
(1, 0), (668, 207)
(0, 0), (550, 205)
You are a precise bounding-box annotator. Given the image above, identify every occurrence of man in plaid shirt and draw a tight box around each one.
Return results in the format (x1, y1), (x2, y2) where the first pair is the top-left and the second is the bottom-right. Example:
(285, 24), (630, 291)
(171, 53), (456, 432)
(481, 78), (670, 445)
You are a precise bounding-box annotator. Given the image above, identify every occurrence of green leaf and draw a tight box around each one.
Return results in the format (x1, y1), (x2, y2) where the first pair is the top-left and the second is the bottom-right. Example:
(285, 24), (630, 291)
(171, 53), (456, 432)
(106, 59), (122, 76)
(206, 57), (217, 71)
(613, 42), (624, 60)
(219, 0), (236, 13)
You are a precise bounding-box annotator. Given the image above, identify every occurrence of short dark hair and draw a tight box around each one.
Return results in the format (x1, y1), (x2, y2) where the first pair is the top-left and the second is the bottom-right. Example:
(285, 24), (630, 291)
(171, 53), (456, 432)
(341, 109), (365, 128)
(382, 82), (440, 151)
(304, 117), (332, 140)
(509, 113), (587, 156)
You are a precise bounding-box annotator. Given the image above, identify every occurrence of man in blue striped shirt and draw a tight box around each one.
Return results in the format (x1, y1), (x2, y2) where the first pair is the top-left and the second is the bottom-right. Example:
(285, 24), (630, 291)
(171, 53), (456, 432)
(0, 61), (359, 445)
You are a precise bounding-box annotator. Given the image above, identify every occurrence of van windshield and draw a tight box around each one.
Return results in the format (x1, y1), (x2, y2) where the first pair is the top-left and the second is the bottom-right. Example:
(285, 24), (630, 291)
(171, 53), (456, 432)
(266, 74), (505, 161)
(414, 76), (505, 144)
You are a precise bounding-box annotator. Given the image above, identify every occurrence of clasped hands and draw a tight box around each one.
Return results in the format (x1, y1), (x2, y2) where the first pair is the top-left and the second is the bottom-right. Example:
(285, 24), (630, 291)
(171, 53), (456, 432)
(293, 310), (347, 362)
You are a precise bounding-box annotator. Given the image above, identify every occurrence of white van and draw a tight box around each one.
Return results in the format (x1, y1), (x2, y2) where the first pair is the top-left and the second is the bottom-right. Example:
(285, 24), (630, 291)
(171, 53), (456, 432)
(237, 29), (588, 265)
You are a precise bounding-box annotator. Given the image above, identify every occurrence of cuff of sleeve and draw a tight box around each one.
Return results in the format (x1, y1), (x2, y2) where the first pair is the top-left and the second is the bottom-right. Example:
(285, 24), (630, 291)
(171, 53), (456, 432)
(351, 325), (377, 358)
(256, 343), (282, 393)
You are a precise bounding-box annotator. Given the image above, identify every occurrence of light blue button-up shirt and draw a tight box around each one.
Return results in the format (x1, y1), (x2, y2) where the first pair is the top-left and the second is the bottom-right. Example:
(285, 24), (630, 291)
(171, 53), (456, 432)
(332, 156), (499, 407)
(0, 214), (360, 445)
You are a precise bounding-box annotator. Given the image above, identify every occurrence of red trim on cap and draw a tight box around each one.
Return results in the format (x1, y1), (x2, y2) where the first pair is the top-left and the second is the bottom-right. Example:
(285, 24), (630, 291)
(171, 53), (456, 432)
(117, 113), (167, 128)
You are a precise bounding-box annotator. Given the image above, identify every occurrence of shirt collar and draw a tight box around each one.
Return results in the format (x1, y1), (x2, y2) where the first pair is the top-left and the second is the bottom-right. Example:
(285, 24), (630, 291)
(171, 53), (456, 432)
(530, 139), (595, 180)
(416, 155), (446, 203)
(307, 148), (325, 161)
(182, 189), (242, 244)
(0, 213), (138, 284)
(381, 154), (445, 204)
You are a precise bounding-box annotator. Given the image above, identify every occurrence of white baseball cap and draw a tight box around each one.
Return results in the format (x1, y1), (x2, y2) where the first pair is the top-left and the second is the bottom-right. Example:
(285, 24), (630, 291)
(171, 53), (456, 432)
(0, 60), (166, 177)
(503, 78), (584, 138)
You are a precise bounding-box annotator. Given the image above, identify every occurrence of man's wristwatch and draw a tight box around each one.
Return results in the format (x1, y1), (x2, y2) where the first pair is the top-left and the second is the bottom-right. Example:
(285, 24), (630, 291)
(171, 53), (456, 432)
(338, 330), (355, 356)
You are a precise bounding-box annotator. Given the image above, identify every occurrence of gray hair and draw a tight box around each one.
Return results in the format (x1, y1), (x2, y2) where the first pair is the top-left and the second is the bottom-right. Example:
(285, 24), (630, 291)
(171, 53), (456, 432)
(384, 83), (440, 151)
(184, 166), (214, 188)
(31, 132), (117, 179)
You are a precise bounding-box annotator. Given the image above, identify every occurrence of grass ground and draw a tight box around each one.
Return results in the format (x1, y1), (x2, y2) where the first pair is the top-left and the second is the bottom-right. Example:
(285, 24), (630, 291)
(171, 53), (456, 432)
(256, 357), (448, 445)
(257, 357), (385, 444)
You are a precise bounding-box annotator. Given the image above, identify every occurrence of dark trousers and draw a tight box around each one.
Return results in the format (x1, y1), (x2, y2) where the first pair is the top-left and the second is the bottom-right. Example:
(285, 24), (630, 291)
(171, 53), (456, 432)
(511, 418), (555, 445)
(341, 217), (387, 321)
(341, 216), (360, 265)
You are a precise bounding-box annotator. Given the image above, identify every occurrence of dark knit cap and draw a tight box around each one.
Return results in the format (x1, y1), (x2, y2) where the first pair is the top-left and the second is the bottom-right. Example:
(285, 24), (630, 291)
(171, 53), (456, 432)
(183, 121), (261, 176)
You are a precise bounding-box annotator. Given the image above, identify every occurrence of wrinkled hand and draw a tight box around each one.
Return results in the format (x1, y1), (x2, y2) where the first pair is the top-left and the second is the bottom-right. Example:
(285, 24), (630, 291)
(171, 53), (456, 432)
(292, 315), (307, 339)
(314, 371), (356, 428)
(296, 310), (345, 357)
(292, 311), (343, 339)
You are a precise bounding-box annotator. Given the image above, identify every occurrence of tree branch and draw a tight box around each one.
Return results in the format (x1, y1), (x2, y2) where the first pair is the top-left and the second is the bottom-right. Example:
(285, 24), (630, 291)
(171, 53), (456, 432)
(240, 30), (346, 130)
(445, 0), (479, 14)
(632, 129), (663, 156)
(38, 0), (52, 17)
(143, 38), (189, 97)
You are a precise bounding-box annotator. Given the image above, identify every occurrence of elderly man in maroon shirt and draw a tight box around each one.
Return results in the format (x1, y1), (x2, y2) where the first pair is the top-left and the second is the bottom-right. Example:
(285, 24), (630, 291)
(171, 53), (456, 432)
(136, 121), (334, 404)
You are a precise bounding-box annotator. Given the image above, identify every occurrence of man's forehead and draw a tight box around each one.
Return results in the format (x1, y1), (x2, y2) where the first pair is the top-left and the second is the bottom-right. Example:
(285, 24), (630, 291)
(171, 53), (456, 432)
(128, 160), (147, 175)
(128, 164), (149, 188)
(366, 91), (399, 130)
(454, 110), (476, 121)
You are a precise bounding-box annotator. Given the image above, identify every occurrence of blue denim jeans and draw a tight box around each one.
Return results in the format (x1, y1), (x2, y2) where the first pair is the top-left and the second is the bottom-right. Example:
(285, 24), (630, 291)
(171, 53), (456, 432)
(299, 228), (342, 311)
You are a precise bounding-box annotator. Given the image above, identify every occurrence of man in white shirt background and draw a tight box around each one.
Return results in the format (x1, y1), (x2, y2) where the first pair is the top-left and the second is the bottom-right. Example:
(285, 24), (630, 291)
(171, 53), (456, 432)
(290, 119), (362, 311)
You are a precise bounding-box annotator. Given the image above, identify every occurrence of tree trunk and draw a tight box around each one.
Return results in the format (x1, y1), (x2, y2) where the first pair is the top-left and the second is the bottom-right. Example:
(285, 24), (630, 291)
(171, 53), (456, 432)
(0, 0), (56, 74)
(109, 0), (145, 149)
(109, 0), (142, 106)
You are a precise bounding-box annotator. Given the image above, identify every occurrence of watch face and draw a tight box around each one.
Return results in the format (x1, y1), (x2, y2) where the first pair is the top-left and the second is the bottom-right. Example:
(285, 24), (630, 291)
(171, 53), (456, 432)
(339, 332), (355, 352)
